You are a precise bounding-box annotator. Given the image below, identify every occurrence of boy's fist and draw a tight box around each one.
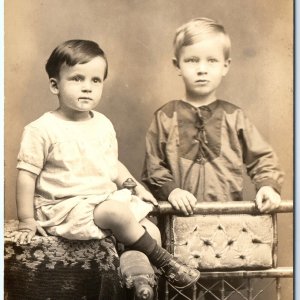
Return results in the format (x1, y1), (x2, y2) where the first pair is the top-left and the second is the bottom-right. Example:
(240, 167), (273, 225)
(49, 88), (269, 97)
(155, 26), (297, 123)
(168, 188), (197, 216)
(255, 186), (281, 213)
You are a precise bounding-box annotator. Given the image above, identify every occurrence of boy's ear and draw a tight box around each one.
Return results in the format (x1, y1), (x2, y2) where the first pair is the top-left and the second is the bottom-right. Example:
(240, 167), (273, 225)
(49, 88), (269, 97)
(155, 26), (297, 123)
(172, 57), (182, 76)
(49, 78), (59, 95)
(222, 58), (231, 76)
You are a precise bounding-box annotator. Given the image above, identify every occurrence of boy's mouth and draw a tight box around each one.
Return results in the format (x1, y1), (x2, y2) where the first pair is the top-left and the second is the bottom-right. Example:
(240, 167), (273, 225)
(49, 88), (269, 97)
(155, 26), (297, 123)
(195, 79), (208, 85)
(78, 97), (92, 101)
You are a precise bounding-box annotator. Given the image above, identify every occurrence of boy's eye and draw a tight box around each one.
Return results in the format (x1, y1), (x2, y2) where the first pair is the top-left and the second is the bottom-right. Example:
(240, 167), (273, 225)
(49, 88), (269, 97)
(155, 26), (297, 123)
(185, 57), (199, 63)
(71, 76), (82, 82)
(92, 78), (102, 83)
(208, 58), (218, 63)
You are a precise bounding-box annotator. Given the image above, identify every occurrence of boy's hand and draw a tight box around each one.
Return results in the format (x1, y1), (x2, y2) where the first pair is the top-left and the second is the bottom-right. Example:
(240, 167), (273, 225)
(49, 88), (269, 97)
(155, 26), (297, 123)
(168, 188), (197, 216)
(255, 186), (281, 213)
(7, 218), (48, 244)
(135, 185), (158, 206)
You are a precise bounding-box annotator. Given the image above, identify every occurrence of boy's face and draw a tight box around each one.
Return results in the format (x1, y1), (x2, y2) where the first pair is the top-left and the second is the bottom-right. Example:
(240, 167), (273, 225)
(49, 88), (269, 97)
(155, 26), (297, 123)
(50, 56), (106, 116)
(175, 35), (230, 102)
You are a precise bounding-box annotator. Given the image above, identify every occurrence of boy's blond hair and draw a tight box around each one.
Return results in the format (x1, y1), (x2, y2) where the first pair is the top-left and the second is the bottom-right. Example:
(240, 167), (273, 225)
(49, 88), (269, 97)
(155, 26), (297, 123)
(173, 17), (231, 61)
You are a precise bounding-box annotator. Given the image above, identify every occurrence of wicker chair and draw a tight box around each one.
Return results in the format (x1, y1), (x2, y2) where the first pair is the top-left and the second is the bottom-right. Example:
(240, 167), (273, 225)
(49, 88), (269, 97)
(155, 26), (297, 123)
(152, 200), (293, 300)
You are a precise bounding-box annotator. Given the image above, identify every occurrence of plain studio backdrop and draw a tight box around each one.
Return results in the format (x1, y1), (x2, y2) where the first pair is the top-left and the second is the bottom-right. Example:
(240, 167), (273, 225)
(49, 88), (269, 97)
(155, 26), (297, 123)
(4, 0), (293, 299)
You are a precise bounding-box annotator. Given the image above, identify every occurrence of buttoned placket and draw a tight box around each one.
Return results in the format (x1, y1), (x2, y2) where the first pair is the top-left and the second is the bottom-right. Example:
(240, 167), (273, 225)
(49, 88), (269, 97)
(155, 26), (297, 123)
(194, 107), (210, 165)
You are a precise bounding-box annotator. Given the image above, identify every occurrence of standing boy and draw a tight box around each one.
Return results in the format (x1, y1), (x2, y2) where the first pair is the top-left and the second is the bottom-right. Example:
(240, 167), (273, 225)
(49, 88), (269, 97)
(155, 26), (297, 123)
(142, 16), (284, 299)
(143, 17), (283, 216)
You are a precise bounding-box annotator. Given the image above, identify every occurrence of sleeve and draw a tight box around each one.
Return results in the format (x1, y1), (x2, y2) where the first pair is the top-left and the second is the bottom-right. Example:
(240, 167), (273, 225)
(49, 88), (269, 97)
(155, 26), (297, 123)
(142, 111), (179, 200)
(105, 116), (118, 159)
(237, 110), (284, 194)
(17, 126), (48, 175)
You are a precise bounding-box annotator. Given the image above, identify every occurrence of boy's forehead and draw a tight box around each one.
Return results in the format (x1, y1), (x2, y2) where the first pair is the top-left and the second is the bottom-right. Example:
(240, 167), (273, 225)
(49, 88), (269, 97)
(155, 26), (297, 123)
(59, 57), (107, 75)
(180, 36), (226, 56)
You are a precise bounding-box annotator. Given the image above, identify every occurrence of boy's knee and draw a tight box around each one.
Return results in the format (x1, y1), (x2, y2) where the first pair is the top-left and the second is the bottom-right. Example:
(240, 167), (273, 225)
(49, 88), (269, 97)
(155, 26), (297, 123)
(140, 218), (161, 246)
(94, 200), (133, 228)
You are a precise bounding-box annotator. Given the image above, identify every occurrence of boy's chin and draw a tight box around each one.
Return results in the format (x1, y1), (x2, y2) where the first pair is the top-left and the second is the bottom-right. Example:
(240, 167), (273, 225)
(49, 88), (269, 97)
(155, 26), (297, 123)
(186, 92), (214, 100)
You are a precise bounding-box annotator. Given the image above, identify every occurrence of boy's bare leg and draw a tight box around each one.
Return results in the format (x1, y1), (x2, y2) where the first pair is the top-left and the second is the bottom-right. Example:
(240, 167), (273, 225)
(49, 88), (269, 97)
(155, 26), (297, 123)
(94, 200), (200, 290)
(95, 202), (159, 299)
(140, 218), (161, 245)
(94, 200), (146, 244)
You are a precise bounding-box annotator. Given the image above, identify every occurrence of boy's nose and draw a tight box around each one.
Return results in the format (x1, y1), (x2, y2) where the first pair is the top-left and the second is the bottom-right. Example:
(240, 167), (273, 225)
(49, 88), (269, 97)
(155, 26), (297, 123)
(196, 62), (208, 74)
(81, 81), (92, 92)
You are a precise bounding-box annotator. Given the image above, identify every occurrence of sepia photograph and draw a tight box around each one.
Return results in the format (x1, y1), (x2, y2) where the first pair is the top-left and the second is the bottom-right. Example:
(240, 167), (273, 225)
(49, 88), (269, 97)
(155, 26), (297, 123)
(4, 1), (294, 299)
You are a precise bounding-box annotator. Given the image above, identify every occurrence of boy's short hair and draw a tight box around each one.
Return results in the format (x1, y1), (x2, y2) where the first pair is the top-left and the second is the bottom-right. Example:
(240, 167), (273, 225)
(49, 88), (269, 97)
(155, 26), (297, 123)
(173, 18), (231, 61)
(45, 39), (108, 79)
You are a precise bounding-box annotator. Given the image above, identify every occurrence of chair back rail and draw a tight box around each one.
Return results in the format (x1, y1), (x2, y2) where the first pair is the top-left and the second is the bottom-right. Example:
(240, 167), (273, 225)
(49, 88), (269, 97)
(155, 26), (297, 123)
(152, 200), (293, 215)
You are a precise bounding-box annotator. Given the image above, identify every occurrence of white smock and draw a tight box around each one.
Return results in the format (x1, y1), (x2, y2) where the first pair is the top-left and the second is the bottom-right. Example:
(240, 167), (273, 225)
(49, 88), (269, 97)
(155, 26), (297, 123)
(17, 111), (152, 240)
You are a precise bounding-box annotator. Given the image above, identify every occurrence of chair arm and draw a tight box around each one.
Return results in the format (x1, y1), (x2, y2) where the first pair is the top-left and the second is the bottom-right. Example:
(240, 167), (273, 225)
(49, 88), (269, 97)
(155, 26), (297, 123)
(152, 200), (293, 215)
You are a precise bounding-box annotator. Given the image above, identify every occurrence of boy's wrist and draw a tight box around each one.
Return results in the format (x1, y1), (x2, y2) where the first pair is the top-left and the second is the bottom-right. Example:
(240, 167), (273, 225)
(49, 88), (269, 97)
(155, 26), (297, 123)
(18, 218), (37, 232)
(135, 184), (146, 192)
(168, 188), (181, 199)
(18, 217), (36, 223)
(256, 181), (281, 195)
(160, 181), (179, 200)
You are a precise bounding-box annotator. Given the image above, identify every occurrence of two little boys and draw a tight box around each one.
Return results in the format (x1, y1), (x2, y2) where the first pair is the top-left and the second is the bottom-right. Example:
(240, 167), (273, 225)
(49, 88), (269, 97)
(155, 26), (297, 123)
(10, 17), (283, 294)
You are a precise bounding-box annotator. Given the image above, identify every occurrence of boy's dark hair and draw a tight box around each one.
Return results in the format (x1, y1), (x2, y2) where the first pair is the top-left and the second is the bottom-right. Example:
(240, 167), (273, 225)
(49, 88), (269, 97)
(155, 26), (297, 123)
(45, 39), (108, 79)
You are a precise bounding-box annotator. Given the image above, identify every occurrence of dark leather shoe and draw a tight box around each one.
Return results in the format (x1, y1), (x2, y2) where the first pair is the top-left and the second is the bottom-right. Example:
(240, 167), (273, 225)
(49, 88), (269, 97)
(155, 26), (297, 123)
(160, 258), (200, 289)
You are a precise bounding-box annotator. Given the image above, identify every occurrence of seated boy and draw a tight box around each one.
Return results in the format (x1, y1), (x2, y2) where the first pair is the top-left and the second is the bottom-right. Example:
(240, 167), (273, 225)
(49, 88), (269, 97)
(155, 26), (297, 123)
(9, 39), (200, 291)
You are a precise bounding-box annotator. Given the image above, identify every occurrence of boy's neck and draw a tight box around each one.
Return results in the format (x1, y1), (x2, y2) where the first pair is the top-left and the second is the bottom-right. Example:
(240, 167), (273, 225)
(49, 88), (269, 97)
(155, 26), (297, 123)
(54, 108), (93, 121)
(183, 94), (217, 107)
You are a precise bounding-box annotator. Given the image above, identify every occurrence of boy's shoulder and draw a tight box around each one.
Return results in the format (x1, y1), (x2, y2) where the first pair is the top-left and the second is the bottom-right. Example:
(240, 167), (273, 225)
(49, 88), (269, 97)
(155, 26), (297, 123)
(24, 112), (54, 129)
(217, 99), (243, 114)
(92, 110), (113, 123)
(154, 100), (181, 117)
(154, 99), (243, 116)
(93, 110), (117, 129)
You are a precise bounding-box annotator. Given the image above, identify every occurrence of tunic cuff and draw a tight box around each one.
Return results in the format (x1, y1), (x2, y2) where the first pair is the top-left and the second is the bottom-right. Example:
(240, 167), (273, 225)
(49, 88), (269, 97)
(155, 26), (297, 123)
(256, 179), (282, 195)
(159, 181), (179, 200)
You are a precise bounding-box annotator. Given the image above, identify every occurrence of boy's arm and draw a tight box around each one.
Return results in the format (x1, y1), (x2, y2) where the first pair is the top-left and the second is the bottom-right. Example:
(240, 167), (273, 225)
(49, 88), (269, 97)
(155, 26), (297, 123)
(8, 169), (47, 244)
(142, 113), (196, 215)
(142, 113), (179, 200)
(16, 169), (37, 221)
(239, 112), (284, 192)
(239, 111), (284, 211)
(116, 160), (158, 206)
